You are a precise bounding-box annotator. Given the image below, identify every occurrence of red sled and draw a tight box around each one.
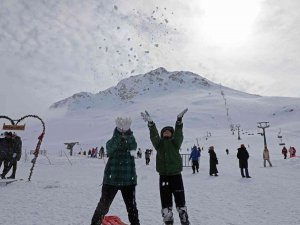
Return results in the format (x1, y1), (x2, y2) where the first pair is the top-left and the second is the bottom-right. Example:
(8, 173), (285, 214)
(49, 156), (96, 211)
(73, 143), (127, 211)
(101, 215), (128, 225)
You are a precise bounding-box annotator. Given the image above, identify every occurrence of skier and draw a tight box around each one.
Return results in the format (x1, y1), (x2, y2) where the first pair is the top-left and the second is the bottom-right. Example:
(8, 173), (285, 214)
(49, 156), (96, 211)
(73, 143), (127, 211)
(263, 146), (272, 167)
(208, 146), (218, 176)
(226, 148), (229, 155)
(91, 117), (140, 225)
(141, 108), (190, 225)
(189, 145), (200, 173)
(281, 146), (288, 159)
(237, 144), (251, 178)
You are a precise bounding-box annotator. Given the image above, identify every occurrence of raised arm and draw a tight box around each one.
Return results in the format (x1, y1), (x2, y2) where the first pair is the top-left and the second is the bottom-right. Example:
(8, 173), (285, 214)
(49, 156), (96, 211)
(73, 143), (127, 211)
(172, 108), (188, 148)
(141, 110), (160, 150)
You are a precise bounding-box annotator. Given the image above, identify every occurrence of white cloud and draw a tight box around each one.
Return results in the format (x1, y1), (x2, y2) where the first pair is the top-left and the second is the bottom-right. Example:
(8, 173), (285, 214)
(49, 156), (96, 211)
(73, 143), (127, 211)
(0, 0), (299, 116)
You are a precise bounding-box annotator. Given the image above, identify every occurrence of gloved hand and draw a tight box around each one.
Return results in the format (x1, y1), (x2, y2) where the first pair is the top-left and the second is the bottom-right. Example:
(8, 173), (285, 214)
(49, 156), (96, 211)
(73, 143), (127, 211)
(12, 153), (17, 158)
(115, 117), (132, 133)
(177, 108), (188, 122)
(141, 110), (153, 123)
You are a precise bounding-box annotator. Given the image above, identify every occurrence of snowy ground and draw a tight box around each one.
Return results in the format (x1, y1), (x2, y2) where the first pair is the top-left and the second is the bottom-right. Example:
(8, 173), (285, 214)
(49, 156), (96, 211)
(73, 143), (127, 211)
(1, 145), (300, 225)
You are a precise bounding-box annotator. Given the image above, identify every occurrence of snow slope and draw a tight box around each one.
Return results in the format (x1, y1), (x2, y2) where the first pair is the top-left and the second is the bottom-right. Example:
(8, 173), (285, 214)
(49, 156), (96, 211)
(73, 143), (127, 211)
(1, 141), (300, 225)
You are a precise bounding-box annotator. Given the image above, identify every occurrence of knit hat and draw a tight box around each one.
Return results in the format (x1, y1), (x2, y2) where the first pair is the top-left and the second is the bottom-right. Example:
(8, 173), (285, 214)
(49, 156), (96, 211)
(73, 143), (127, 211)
(160, 126), (174, 137)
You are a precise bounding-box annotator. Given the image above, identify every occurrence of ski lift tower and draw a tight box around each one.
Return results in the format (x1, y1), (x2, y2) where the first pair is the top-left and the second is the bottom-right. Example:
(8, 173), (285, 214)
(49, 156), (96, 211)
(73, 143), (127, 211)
(64, 142), (79, 156)
(236, 124), (241, 140)
(257, 122), (270, 147)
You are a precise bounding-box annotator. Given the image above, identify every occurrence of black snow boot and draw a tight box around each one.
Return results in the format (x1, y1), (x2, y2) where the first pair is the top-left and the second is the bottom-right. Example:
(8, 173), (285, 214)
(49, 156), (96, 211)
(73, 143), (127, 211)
(177, 206), (190, 225)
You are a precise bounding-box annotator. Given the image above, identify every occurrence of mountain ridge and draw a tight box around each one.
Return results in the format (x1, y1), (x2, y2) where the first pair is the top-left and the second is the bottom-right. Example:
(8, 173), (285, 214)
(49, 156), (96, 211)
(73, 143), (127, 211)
(50, 67), (259, 111)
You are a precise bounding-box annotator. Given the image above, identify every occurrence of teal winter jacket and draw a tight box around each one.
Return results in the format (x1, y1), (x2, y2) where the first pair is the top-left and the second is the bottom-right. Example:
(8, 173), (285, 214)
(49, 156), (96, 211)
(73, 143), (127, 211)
(103, 128), (137, 186)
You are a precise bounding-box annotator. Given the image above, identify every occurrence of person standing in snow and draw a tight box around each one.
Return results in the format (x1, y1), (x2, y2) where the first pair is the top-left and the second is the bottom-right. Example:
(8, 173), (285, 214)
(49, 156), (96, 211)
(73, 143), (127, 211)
(99, 146), (105, 158)
(141, 108), (190, 225)
(1, 132), (16, 179)
(91, 117), (140, 225)
(189, 145), (200, 173)
(208, 146), (218, 176)
(137, 148), (142, 158)
(263, 146), (272, 167)
(282, 146), (288, 159)
(145, 149), (151, 165)
(237, 144), (251, 178)
(3, 132), (22, 179)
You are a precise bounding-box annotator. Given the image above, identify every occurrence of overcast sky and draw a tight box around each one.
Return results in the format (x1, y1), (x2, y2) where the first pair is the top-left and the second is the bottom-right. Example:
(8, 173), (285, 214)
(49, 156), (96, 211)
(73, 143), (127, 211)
(0, 0), (299, 118)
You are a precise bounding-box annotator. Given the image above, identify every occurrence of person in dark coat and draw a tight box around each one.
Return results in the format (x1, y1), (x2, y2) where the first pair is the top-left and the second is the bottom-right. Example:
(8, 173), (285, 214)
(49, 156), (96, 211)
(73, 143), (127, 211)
(90, 117), (140, 225)
(0, 132), (15, 179)
(281, 146), (288, 159)
(208, 146), (218, 176)
(0, 136), (9, 173)
(99, 146), (105, 158)
(189, 145), (200, 173)
(237, 144), (251, 178)
(141, 108), (190, 225)
(145, 149), (151, 165)
(4, 132), (22, 179)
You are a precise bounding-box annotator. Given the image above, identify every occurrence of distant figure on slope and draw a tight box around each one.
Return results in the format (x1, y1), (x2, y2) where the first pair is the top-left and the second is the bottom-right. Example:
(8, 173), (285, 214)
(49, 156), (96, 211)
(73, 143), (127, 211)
(3, 132), (22, 179)
(289, 146), (296, 158)
(189, 145), (200, 174)
(263, 146), (272, 167)
(1, 132), (16, 179)
(141, 108), (190, 225)
(145, 149), (151, 165)
(226, 148), (229, 155)
(208, 146), (218, 176)
(237, 144), (251, 178)
(99, 146), (105, 158)
(281, 146), (288, 159)
(137, 148), (142, 159)
(0, 133), (11, 176)
(90, 117), (140, 225)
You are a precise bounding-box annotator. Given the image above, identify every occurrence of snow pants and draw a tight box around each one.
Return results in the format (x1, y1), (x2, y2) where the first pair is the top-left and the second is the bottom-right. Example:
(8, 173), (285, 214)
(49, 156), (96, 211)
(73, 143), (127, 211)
(240, 168), (250, 177)
(145, 158), (150, 165)
(191, 160), (199, 173)
(91, 184), (140, 225)
(159, 174), (190, 225)
(264, 159), (272, 167)
(2, 159), (17, 178)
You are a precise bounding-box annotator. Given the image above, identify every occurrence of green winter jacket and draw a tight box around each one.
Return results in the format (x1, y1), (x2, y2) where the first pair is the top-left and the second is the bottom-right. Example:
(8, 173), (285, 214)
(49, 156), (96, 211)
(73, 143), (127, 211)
(103, 128), (137, 186)
(149, 122), (183, 175)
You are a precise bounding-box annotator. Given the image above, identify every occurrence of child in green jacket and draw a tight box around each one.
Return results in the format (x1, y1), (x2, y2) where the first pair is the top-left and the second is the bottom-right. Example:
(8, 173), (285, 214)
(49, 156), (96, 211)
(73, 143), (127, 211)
(141, 109), (190, 225)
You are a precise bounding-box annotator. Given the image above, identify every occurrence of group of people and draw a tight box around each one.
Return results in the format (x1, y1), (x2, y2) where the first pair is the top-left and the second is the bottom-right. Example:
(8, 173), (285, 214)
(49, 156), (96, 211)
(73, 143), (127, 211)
(137, 148), (152, 165)
(90, 108), (190, 225)
(0, 131), (22, 179)
(281, 146), (297, 159)
(188, 143), (279, 178)
(78, 146), (105, 158)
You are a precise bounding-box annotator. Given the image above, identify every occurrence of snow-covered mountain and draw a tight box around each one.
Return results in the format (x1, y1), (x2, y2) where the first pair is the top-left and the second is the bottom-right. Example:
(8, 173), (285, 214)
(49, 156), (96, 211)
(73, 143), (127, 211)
(50, 67), (254, 110)
(38, 67), (300, 154)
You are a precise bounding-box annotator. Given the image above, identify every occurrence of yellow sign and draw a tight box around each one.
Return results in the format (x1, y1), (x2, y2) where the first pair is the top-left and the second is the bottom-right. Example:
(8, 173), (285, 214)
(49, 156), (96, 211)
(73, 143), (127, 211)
(2, 124), (25, 130)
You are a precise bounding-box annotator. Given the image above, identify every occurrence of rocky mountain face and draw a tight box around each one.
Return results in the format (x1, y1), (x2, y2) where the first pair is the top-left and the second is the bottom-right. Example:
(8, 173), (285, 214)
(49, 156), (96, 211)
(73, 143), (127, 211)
(50, 67), (244, 111)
